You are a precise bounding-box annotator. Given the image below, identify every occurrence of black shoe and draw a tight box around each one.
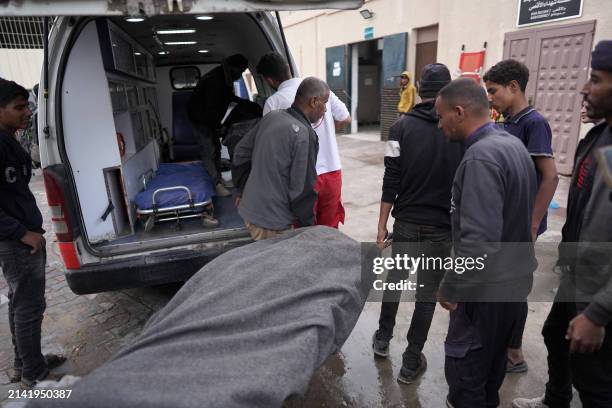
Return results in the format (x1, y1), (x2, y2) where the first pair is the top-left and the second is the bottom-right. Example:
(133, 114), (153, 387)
(21, 371), (64, 390)
(372, 330), (390, 358)
(9, 353), (66, 383)
(397, 352), (427, 384)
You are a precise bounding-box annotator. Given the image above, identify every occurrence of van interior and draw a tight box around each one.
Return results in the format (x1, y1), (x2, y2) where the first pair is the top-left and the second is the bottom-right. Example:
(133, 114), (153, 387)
(61, 13), (272, 254)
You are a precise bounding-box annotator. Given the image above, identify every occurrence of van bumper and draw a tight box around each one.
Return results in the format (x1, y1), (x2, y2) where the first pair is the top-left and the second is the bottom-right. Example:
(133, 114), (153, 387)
(65, 239), (251, 294)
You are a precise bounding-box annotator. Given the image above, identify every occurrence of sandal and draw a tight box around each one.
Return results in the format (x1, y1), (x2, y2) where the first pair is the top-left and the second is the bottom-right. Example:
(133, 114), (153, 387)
(506, 357), (528, 373)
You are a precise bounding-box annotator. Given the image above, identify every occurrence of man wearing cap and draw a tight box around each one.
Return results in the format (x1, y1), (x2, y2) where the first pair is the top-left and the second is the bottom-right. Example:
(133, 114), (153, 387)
(398, 71), (416, 116)
(372, 64), (464, 384)
(513, 40), (612, 408)
(188, 54), (255, 197)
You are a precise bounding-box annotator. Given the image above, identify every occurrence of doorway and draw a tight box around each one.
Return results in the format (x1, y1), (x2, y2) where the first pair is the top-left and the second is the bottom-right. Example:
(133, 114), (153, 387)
(351, 39), (383, 134)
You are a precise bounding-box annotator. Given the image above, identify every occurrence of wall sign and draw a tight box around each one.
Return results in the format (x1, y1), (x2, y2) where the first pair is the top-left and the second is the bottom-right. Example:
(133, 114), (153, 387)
(517, 0), (583, 27)
(364, 26), (374, 40)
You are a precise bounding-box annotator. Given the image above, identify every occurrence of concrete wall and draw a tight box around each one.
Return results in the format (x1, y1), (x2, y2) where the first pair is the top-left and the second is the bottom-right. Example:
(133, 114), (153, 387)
(282, 0), (441, 79)
(0, 49), (43, 89)
(282, 0), (612, 80)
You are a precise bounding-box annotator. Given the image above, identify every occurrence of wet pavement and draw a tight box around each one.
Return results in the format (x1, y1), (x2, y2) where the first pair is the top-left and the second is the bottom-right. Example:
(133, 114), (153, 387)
(0, 131), (580, 407)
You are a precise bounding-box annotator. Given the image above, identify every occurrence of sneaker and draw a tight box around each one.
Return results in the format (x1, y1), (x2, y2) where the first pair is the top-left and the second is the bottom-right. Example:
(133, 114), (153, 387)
(202, 214), (220, 228)
(397, 352), (427, 384)
(9, 353), (66, 383)
(507, 358), (529, 373)
(21, 371), (64, 390)
(512, 396), (549, 408)
(215, 183), (231, 197)
(372, 330), (390, 357)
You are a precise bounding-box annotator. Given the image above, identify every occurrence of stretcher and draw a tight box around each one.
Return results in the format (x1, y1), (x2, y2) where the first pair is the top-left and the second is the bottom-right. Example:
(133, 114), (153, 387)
(134, 161), (218, 232)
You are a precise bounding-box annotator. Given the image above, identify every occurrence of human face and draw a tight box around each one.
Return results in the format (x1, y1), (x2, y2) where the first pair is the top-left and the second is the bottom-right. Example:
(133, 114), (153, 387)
(400, 75), (409, 87)
(308, 91), (329, 124)
(435, 96), (463, 142)
(0, 96), (32, 135)
(581, 69), (612, 122)
(485, 80), (515, 114)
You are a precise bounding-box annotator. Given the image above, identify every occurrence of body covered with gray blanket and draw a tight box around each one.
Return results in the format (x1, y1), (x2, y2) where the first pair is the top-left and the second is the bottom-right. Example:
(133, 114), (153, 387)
(28, 227), (366, 408)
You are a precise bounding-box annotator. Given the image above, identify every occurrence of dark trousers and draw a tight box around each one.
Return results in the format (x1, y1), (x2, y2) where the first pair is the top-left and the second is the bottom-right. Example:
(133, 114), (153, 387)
(445, 302), (523, 408)
(378, 221), (451, 352)
(0, 240), (48, 381)
(508, 301), (528, 349)
(543, 302), (612, 408)
(192, 122), (221, 184)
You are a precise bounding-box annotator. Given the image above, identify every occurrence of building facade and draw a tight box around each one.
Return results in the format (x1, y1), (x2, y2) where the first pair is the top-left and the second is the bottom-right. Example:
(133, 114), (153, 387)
(281, 0), (612, 174)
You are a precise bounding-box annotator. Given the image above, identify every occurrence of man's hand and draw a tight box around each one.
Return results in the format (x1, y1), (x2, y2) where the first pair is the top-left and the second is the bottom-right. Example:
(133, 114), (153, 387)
(234, 196), (241, 208)
(376, 226), (388, 251)
(566, 313), (605, 353)
(531, 225), (539, 242)
(437, 291), (457, 311)
(20, 231), (45, 254)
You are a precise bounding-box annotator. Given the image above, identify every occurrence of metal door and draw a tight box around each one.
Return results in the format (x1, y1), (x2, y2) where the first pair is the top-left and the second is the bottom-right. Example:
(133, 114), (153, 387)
(504, 21), (595, 175)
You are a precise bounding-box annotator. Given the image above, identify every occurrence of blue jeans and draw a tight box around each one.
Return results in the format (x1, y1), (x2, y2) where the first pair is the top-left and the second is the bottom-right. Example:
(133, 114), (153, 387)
(377, 221), (451, 350)
(0, 240), (48, 381)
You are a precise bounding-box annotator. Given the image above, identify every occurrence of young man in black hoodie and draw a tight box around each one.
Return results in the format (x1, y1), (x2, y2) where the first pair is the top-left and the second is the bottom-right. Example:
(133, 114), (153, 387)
(372, 64), (464, 384)
(0, 79), (64, 388)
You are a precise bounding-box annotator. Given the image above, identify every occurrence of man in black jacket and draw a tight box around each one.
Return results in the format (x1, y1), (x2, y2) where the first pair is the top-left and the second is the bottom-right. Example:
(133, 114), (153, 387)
(513, 40), (612, 408)
(0, 79), (65, 388)
(435, 78), (537, 408)
(372, 64), (464, 384)
(187, 54), (258, 197)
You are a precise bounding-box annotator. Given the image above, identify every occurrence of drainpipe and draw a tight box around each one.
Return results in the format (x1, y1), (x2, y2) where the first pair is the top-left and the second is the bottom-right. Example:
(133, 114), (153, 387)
(275, 11), (294, 77)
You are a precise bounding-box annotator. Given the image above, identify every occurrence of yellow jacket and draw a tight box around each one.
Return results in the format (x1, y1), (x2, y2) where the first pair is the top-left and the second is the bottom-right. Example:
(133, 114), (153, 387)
(397, 71), (416, 113)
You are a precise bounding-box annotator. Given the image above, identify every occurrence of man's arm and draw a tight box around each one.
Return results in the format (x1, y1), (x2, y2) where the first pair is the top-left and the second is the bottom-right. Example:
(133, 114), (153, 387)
(288, 130), (317, 227)
(329, 91), (350, 132)
(231, 122), (260, 196)
(532, 156), (559, 240)
(378, 122), (402, 247)
(0, 206), (27, 241)
(438, 160), (505, 303)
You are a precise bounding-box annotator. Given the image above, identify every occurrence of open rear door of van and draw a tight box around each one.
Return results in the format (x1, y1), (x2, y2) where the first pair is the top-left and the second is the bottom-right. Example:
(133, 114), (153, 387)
(1, 0), (363, 15)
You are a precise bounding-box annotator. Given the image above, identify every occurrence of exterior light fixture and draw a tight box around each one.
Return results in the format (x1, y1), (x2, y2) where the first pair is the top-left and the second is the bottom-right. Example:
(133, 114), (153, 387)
(196, 16), (214, 20)
(198, 50), (209, 53)
(158, 51), (169, 55)
(359, 9), (374, 19)
(125, 17), (145, 23)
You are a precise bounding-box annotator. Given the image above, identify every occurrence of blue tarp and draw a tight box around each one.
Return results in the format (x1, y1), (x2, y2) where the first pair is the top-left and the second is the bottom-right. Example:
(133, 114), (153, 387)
(134, 162), (215, 210)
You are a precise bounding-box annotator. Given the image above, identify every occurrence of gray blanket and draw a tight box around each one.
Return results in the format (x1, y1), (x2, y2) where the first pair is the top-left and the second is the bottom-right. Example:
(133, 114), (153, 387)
(29, 226), (366, 408)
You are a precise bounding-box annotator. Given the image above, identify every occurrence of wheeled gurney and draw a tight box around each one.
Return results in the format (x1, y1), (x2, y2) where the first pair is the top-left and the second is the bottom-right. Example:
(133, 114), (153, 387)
(134, 161), (217, 232)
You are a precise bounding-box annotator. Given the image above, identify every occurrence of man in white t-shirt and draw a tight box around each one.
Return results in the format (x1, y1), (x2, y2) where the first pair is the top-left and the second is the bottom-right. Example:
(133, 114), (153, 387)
(256, 52), (351, 228)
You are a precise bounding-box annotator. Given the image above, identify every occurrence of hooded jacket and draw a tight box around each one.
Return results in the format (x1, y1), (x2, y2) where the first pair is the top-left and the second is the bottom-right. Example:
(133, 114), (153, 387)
(382, 100), (464, 228)
(0, 129), (44, 241)
(558, 122), (612, 326)
(397, 71), (416, 114)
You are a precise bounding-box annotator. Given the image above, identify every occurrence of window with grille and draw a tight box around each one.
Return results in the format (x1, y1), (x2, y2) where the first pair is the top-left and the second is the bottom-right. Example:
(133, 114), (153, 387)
(0, 17), (53, 49)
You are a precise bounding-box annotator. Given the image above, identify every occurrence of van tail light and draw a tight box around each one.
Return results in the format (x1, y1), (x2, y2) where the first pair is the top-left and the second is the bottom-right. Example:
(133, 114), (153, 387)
(43, 168), (80, 269)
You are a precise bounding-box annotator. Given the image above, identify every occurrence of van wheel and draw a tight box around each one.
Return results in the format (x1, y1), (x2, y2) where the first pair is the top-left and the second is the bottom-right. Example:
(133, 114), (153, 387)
(144, 216), (155, 233)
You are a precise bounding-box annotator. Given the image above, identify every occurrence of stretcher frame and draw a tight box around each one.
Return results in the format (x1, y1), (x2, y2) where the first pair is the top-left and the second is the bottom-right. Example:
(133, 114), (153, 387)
(136, 170), (215, 232)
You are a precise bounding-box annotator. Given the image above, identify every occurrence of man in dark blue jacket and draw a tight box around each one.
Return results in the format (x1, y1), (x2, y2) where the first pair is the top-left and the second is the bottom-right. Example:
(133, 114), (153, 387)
(0, 79), (64, 388)
(435, 78), (537, 408)
(372, 63), (464, 385)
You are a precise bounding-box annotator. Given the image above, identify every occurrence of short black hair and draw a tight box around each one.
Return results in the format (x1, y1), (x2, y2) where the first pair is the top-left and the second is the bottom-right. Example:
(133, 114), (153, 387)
(483, 59), (530, 92)
(256, 52), (291, 82)
(438, 78), (489, 116)
(0, 78), (29, 108)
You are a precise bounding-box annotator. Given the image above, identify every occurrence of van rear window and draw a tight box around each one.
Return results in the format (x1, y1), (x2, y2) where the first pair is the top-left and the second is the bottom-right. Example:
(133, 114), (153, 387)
(170, 66), (201, 90)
